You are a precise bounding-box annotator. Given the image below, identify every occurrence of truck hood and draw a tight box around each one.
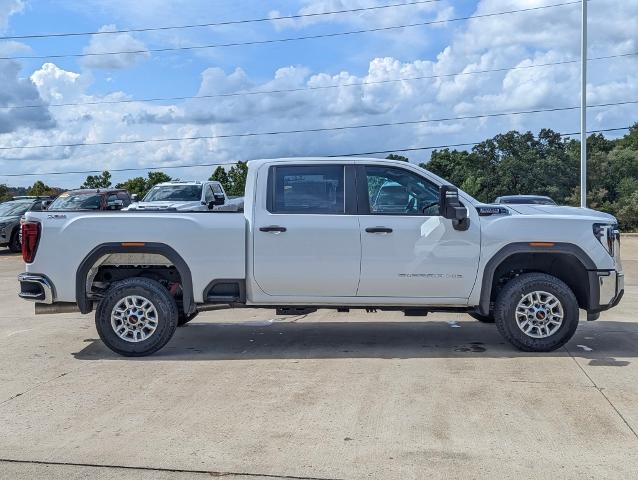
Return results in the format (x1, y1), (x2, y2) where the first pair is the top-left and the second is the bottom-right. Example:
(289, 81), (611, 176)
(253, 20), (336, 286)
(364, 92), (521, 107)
(504, 204), (617, 222)
(125, 201), (205, 211)
(0, 215), (19, 223)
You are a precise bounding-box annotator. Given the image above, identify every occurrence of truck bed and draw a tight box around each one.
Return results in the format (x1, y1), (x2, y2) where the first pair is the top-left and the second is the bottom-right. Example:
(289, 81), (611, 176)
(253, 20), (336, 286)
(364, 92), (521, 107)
(24, 211), (247, 304)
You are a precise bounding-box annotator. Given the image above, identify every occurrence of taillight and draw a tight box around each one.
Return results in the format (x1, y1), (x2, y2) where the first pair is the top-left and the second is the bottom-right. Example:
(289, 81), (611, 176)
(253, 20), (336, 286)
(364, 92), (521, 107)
(21, 222), (41, 263)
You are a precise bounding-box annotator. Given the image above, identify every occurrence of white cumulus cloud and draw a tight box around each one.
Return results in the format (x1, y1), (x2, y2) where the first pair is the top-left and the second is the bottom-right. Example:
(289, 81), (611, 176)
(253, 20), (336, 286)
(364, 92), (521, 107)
(80, 24), (150, 70)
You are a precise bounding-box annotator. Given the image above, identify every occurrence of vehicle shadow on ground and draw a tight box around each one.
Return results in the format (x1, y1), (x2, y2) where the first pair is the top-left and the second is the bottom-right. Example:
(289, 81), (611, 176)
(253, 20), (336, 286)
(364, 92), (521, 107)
(0, 248), (19, 256)
(73, 320), (638, 363)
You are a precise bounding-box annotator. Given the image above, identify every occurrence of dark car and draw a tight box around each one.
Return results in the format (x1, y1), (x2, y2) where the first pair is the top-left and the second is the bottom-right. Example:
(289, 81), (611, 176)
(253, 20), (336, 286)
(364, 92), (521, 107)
(494, 195), (557, 205)
(47, 189), (133, 211)
(0, 197), (53, 252)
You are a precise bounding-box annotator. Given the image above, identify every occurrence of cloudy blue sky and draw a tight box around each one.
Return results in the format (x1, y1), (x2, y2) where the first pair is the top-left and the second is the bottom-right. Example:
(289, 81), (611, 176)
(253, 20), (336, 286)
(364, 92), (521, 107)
(0, 0), (636, 188)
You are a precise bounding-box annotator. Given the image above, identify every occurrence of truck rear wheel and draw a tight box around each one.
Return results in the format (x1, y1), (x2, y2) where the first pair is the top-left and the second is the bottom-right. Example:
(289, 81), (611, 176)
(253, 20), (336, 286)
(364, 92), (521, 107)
(95, 277), (178, 357)
(494, 273), (579, 352)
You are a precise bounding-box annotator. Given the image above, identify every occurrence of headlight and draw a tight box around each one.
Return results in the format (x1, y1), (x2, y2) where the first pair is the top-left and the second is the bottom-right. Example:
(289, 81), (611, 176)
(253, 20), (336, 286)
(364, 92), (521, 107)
(593, 223), (620, 258)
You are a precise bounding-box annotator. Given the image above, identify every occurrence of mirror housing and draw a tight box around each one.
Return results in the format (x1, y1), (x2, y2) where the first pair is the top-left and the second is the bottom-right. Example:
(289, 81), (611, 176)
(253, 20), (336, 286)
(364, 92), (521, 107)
(439, 185), (469, 231)
(208, 195), (225, 209)
(131, 194), (139, 202)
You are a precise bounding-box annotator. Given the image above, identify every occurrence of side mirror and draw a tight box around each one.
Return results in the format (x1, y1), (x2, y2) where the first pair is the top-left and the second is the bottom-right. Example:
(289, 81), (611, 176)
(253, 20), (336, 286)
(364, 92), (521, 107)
(439, 185), (469, 231)
(131, 194), (139, 202)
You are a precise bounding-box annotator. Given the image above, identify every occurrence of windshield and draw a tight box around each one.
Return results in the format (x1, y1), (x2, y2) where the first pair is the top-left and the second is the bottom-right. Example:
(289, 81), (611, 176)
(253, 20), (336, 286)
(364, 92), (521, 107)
(0, 201), (31, 217)
(143, 185), (201, 202)
(49, 193), (102, 210)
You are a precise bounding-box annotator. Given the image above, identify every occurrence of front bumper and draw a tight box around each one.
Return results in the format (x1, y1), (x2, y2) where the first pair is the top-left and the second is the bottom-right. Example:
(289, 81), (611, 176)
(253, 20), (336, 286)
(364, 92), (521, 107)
(18, 273), (54, 304)
(588, 269), (624, 314)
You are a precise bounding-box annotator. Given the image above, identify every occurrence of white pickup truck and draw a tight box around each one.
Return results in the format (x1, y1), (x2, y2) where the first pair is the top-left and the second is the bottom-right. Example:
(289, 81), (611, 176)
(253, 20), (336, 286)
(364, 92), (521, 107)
(18, 158), (624, 356)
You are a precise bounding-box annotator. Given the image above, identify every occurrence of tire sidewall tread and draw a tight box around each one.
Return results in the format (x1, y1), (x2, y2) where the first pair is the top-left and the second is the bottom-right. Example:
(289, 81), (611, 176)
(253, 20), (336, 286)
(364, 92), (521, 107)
(494, 272), (579, 352)
(95, 277), (178, 357)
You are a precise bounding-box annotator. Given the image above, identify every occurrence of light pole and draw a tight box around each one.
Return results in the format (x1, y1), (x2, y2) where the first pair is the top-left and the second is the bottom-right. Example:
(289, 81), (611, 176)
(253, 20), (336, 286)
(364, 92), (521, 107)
(580, 0), (587, 208)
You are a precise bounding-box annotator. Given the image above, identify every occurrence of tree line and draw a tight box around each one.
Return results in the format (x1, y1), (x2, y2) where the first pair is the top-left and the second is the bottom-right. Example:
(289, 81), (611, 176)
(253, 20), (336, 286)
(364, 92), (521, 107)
(1, 125), (636, 229)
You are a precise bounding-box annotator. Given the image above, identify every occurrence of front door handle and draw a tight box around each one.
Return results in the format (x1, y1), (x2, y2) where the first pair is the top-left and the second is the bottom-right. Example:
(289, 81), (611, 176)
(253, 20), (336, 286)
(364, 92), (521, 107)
(259, 225), (287, 233)
(365, 227), (393, 234)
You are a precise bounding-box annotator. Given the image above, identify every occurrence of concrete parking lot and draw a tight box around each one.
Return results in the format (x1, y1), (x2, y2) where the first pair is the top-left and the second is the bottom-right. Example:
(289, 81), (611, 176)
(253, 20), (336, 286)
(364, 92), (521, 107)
(0, 239), (637, 480)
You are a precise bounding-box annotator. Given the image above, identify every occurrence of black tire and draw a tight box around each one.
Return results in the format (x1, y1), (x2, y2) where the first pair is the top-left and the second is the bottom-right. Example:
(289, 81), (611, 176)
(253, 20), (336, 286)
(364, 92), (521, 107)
(8, 228), (21, 253)
(494, 272), (579, 352)
(95, 277), (178, 357)
(177, 310), (199, 327)
(469, 312), (494, 323)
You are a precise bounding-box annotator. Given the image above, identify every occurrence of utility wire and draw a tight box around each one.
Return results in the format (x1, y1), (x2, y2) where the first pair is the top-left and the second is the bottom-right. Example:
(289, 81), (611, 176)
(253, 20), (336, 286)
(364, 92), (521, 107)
(0, 0), (443, 40)
(1, 99), (635, 152)
(0, 2), (581, 61)
(3, 51), (636, 111)
(333, 127), (632, 156)
(0, 126), (631, 179)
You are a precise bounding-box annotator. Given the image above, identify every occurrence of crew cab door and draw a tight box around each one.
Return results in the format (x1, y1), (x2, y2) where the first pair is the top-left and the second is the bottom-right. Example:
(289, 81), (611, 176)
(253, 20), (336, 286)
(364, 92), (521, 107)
(252, 163), (361, 297)
(356, 164), (480, 301)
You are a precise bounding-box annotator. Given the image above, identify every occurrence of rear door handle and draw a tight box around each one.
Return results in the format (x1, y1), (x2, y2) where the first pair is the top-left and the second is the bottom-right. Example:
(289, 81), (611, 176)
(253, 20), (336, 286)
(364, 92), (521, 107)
(365, 227), (393, 234)
(259, 225), (287, 233)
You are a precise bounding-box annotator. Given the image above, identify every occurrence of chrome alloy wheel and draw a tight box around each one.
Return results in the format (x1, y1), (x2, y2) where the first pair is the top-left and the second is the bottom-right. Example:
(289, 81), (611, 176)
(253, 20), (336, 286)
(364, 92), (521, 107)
(515, 291), (564, 339)
(111, 295), (158, 343)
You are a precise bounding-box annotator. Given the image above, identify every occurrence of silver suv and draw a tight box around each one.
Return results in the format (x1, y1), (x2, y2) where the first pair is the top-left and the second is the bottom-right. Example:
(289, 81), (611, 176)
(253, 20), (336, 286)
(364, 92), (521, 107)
(124, 181), (227, 211)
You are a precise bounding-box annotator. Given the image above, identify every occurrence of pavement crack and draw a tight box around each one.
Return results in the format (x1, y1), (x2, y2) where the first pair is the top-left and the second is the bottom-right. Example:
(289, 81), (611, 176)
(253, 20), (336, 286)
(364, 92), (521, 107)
(0, 459), (343, 480)
(0, 367), (81, 408)
(564, 347), (638, 441)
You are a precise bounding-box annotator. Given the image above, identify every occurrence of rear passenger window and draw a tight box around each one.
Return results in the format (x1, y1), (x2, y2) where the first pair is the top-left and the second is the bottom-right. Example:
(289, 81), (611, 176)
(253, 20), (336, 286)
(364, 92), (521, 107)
(117, 192), (131, 206)
(268, 165), (344, 214)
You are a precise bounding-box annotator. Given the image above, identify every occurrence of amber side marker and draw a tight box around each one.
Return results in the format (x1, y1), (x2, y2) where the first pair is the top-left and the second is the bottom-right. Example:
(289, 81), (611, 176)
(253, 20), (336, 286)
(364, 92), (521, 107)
(121, 242), (145, 247)
(529, 242), (555, 247)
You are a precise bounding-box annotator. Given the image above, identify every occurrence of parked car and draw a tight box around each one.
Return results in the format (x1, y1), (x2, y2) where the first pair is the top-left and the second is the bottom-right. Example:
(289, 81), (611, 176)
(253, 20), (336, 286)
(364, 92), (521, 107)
(494, 195), (557, 205)
(47, 189), (132, 211)
(0, 197), (53, 253)
(18, 158), (623, 356)
(124, 181), (226, 211)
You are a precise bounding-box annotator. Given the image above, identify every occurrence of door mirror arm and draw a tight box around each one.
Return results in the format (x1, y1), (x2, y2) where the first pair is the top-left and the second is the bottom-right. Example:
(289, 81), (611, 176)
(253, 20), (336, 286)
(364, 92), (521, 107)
(439, 185), (470, 231)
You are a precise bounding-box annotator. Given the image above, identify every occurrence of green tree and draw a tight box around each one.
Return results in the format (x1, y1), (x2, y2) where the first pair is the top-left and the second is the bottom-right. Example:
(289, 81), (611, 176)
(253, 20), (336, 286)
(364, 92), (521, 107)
(27, 180), (61, 197)
(81, 170), (112, 189)
(421, 126), (638, 230)
(211, 161), (248, 197)
(115, 171), (172, 198)
(146, 171), (172, 187)
(115, 177), (148, 198)
(209, 166), (230, 191)
(0, 184), (10, 202)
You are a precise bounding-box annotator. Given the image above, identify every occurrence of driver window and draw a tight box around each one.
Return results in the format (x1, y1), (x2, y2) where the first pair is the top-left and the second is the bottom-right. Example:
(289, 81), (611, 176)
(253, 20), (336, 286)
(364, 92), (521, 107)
(365, 166), (440, 216)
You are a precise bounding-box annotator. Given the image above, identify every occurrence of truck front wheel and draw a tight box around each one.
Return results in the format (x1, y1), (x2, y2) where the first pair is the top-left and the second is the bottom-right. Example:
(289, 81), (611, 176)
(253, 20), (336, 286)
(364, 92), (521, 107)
(95, 277), (178, 357)
(494, 273), (579, 352)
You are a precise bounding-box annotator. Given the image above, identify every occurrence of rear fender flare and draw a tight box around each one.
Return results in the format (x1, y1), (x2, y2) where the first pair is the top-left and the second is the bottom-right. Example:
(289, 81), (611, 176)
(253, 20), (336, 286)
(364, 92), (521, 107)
(76, 242), (194, 315)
